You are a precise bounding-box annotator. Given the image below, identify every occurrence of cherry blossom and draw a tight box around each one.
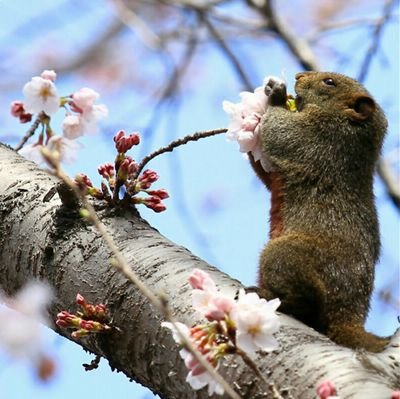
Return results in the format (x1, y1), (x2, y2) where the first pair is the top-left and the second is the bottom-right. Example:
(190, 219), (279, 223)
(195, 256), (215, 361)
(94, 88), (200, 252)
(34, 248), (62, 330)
(0, 282), (55, 380)
(188, 268), (218, 292)
(223, 75), (287, 171)
(40, 70), (57, 82)
(23, 76), (60, 116)
(230, 289), (280, 357)
(68, 87), (108, 135)
(46, 135), (81, 164)
(163, 269), (281, 396)
(222, 85), (267, 161)
(18, 143), (45, 164)
(62, 114), (86, 139)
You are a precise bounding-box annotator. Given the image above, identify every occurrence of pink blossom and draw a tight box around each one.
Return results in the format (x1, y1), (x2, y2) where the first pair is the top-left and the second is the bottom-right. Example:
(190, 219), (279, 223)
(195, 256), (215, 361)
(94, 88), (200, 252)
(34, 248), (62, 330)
(62, 114), (86, 139)
(71, 88), (99, 113)
(69, 88), (108, 135)
(230, 289), (280, 358)
(185, 365), (224, 396)
(188, 269), (217, 292)
(222, 85), (267, 160)
(192, 290), (234, 321)
(23, 76), (59, 115)
(40, 70), (57, 82)
(223, 76), (286, 171)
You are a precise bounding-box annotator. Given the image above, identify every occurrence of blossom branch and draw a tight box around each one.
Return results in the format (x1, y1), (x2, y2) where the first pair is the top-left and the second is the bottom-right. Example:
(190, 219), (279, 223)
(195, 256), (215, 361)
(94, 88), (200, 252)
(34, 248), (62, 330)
(43, 149), (240, 399)
(133, 128), (227, 179)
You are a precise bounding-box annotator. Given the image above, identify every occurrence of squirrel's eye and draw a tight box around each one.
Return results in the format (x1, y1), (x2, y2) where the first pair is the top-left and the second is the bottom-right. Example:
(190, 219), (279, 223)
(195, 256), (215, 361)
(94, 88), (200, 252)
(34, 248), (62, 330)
(323, 78), (336, 87)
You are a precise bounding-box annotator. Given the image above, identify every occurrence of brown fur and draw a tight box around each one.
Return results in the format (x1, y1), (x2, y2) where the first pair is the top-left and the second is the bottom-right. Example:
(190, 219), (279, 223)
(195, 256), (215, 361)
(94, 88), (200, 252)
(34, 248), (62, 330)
(252, 72), (388, 352)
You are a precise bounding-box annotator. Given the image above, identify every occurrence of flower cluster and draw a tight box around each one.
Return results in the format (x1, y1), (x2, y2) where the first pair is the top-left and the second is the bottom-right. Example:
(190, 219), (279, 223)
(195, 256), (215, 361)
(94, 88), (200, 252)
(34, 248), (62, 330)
(75, 130), (169, 213)
(11, 69), (108, 164)
(56, 294), (111, 339)
(316, 380), (340, 399)
(162, 269), (280, 396)
(222, 75), (295, 172)
(0, 282), (56, 381)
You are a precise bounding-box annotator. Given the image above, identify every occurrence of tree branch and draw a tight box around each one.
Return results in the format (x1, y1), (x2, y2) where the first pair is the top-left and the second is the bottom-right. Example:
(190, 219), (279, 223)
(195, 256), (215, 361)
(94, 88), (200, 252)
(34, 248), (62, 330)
(0, 143), (399, 398)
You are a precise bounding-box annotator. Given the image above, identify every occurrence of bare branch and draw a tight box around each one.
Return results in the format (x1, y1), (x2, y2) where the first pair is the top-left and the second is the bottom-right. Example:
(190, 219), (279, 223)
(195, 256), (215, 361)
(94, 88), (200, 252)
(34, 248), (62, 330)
(197, 11), (254, 90)
(358, 0), (399, 82)
(134, 128), (227, 178)
(247, 0), (319, 71)
(110, 0), (163, 50)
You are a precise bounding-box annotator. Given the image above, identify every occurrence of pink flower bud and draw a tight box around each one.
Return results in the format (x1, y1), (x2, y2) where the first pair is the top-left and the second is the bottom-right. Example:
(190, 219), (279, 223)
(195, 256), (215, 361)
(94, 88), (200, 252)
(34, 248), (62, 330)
(113, 130), (140, 153)
(41, 70), (57, 82)
(10, 101), (24, 117)
(144, 196), (166, 212)
(76, 293), (86, 306)
(75, 173), (93, 191)
(10, 100), (33, 123)
(139, 169), (159, 189)
(188, 269), (219, 295)
(392, 392), (400, 399)
(146, 189), (169, 199)
(98, 163), (114, 178)
(317, 380), (337, 399)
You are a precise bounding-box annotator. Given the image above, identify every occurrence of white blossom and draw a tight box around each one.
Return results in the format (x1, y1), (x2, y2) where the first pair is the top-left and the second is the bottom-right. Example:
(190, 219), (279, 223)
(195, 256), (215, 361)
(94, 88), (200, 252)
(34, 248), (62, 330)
(0, 282), (52, 360)
(223, 76), (287, 171)
(230, 289), (280, 358)
(186, 367), (224, 396)
(47, 135), (81, 164)
(18, 144), (45, 164)
(62, 114), (86, 139)
(23, 76), (60, 115)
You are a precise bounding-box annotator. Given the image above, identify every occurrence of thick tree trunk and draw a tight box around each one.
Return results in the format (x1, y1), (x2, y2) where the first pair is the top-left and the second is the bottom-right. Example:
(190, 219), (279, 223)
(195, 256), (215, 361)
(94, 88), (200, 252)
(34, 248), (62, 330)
(0, 143), (398, 398)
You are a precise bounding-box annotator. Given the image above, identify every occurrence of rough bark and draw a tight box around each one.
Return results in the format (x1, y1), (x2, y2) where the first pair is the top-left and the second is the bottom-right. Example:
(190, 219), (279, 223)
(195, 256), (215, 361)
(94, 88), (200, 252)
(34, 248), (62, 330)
(0, 142), (398, 399)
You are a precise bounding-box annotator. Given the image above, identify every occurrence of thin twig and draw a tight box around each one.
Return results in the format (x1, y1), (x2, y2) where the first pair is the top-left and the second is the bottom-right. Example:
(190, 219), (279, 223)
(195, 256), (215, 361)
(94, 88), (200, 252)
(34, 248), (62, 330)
(236, 348), (270, 388)
(45, 152), (240, 399)
(110, 0), (162, 50)
(134, 128), (227, 179)
(247, 0), (319, 71)
(358, 0), (399, 82)
(14, 112), (44, 151)
(197, 11), (253, 91)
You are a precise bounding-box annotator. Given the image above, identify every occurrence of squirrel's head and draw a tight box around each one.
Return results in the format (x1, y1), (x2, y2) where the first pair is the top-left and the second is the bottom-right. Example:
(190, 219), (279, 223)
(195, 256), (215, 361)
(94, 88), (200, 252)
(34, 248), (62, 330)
(294, 71), (387, 149)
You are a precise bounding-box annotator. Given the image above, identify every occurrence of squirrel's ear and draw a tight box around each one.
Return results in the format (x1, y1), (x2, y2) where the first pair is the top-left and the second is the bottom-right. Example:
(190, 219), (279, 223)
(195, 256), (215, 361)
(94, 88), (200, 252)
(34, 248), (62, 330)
(345, 94), (376, 122)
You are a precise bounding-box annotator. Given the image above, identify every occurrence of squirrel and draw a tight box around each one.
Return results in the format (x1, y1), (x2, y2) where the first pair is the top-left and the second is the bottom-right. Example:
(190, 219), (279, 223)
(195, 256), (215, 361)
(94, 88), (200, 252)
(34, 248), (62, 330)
(249, 71), (388, 352)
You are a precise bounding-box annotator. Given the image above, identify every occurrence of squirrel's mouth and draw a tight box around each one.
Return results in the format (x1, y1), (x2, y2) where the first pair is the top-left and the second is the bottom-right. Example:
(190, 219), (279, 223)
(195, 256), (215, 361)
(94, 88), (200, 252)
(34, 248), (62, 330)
(295, 95), (304, 111)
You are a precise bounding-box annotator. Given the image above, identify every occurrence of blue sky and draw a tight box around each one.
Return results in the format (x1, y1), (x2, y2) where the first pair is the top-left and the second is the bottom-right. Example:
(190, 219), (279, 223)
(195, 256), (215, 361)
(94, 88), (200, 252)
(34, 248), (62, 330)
(0, 1), (398, 398)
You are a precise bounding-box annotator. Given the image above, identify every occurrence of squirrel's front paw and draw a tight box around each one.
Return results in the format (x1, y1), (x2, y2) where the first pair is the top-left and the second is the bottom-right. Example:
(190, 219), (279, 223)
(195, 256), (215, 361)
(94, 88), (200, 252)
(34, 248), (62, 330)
(264, 77), (287, 107)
